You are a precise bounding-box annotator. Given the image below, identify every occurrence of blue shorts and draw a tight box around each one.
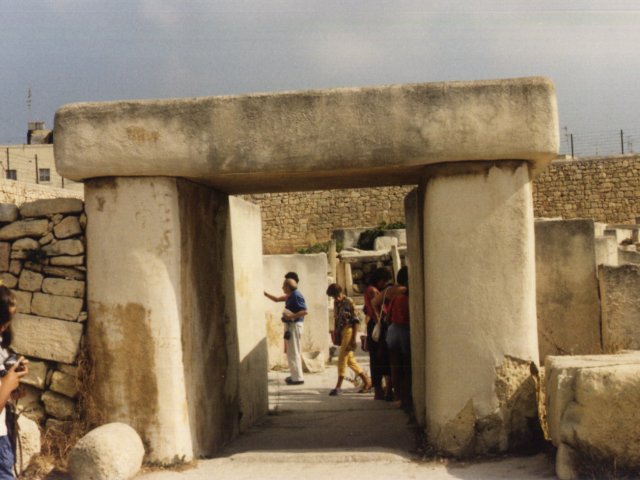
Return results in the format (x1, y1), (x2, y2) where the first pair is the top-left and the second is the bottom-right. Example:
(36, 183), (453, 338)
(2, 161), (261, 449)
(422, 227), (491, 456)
(386, 323), (410, 356)
(0, 435), (14, 479)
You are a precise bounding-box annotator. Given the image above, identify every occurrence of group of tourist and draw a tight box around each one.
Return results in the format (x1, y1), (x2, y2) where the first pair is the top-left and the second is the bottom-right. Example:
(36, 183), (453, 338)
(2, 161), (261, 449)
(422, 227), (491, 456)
(264, 265), (412, 412)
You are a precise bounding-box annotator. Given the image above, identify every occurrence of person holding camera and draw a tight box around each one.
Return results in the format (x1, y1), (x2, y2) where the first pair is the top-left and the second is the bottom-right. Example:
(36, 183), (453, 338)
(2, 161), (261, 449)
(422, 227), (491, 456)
(0, 286), (29, 479)
(264, 274), (307, 385)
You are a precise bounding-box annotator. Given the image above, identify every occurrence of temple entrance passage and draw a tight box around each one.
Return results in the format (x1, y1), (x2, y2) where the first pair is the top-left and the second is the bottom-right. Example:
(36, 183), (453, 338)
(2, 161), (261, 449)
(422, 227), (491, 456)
(54, 77), (559, 463)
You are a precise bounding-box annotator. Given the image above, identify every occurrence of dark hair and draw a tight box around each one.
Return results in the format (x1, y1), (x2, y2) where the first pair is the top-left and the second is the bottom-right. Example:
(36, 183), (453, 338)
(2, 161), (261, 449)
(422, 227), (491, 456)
(285, 272), (299, 283)
(396, 266), (409, 287)
(0, 286), (16, 349)
(368, 267), (392, 286)
(326, 283), (342, 297)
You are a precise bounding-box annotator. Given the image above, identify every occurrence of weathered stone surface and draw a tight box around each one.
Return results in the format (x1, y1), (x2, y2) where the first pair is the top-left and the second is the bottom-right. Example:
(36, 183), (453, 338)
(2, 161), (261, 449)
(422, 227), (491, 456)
(42, 239), (84, 257)
(9, 259), (21, 275)
(0, 203), (19, 223)
(12, 313), (83, 363)
(50, 255), (84, 266)
(18, 269), (44, 292)
(52, 213), (63, 225)
(0, 273), (17, 288)
(20, 198), (84, 218)
(16, 415), (41, 475)
(39, 232), (54, 245)
(11, 238), (40, 261)
(58, 363), (79, 377)
(21, 359), (48, 390)
(68, 423), (145, 480)
(41, 390), (76, 420)
(53, 216), (82, 239)
(11, 290), (32, 313)
(45, 418), (73, 433)
(373, 236), (398, 251)
(599, 265), (640, 352)
(0, 219), (49, 240)
(55, 77), (558, 190)
(535, 219), (601, 359)
(42, 265), (85, 280)
(50, 370), (79, 398)
(31, 292), (83, 321)
(17, 385), (46, 424)
(42, 278), (85, 298)
(0, 243), (9, 272)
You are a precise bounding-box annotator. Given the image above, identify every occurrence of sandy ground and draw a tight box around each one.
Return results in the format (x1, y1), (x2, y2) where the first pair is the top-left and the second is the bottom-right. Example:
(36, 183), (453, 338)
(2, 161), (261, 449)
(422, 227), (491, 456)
(138, 352), (557, 480)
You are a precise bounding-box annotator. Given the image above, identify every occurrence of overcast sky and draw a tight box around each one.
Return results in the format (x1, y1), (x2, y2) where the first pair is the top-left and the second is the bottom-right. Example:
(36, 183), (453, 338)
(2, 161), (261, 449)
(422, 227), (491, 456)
(2, 0), (640, 154)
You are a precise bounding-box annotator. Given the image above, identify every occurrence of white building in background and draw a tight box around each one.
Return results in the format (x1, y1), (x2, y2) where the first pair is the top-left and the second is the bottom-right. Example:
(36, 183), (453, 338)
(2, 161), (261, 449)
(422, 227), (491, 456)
(0, 122), (83, 192)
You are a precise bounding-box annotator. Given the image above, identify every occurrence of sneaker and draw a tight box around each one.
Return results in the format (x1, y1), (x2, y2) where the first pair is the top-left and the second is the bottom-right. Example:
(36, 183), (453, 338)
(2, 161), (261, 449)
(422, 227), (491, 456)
(329, 388), (342, 396)
(285, 378), (304, 385)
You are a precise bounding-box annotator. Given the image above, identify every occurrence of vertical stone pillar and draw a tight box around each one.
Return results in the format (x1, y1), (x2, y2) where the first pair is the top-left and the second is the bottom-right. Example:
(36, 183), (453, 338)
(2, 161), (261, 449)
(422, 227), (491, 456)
(86, 177), (193, 463)
(423, 161), (540, 456)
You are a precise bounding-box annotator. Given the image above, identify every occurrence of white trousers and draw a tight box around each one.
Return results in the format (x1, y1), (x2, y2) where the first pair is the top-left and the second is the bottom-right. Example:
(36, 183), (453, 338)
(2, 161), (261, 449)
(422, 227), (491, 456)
(286, 322), (304, 382)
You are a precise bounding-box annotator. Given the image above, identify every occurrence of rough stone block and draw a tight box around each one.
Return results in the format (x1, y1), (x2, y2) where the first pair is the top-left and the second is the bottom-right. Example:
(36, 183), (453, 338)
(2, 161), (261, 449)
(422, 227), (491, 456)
(0, 219), (49, 240)
(599, 265), (640, 352)
(41, 265), (85, 280)
(11, 290), (32, 314)
(53, 216), (82, 239)
(68, 423), (145, 480)
(20, 198), (84, 218)
(9, 260), (21, 276)
(45, 418), (73, 433)
(39, 232), (54, 246)
(18, 269), (44, 292)
(42, 239), (84, 257)
(42, 278), (85, 298)
(10, 237), (40, 260)
(0, 273), (17, 289)
(0, 243), (9, 272)
(21, 359), (48, 390)
(50, 371), (79, 398)
(17, 385), (46, 424)
(31, 292), (83, 321)
(0, 204), (19, 223)
(535, 219), (601, 359)
(50, 255), (84, 266)
(16, 415), (41, 475)
(41, 390), (76, 420)
(12, 313), (83, 363)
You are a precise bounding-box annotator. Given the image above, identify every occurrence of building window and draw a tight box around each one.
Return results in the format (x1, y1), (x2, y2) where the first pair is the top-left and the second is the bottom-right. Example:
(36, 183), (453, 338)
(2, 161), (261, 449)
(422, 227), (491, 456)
(5, 170), (16, 181)
(38, 168), (50, 183)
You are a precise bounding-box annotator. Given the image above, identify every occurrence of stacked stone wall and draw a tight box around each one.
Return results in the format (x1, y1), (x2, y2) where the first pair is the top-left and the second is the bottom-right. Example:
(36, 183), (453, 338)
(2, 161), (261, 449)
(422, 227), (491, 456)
(532, 155), (640, 223)
(244, 155), (640, 253)
(242, 186), (412, 254)
(0, 198), (86, 432)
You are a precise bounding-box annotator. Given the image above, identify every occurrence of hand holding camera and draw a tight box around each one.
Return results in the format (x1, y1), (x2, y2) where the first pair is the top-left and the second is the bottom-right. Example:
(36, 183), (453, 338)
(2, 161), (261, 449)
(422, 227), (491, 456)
(0, 354), (28, 392)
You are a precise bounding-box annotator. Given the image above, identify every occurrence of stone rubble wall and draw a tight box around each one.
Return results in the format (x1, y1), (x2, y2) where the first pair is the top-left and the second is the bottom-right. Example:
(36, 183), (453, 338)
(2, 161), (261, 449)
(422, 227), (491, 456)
(242, 186), (412, 254)
(532, 154), (640, 224)
(0, 198), (86, 432)
(243, 155), (639, 254)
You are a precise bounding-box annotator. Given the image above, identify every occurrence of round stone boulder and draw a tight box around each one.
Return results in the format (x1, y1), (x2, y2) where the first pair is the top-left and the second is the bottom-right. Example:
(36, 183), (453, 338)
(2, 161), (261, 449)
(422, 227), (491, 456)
(68, 422), (144, 480)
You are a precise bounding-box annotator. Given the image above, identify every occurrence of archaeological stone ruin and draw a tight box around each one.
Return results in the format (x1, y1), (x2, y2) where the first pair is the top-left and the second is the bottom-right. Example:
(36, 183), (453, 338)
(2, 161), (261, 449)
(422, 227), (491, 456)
(2, 76), (637, 478)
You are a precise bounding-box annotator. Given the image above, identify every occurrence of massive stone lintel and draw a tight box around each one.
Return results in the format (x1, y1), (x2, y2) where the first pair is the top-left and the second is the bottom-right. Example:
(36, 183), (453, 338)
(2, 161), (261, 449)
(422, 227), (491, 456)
(54, 77), (558, 193)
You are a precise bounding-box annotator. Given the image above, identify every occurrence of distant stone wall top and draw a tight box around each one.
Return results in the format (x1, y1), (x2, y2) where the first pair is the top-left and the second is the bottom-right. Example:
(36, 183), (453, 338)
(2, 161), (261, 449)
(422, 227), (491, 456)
(54, 77), (558, 193)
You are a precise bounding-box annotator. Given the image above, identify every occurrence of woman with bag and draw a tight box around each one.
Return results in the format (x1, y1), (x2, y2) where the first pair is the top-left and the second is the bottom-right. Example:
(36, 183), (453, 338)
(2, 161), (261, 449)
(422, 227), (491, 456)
(363, 268), (392, 400)
(327, 283), (372, 396)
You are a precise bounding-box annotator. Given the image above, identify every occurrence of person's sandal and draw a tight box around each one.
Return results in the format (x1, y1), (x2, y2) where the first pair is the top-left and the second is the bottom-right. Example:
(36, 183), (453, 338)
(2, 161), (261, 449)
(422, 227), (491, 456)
(358, 383), (373, 393)
(329, 388), (342, 396)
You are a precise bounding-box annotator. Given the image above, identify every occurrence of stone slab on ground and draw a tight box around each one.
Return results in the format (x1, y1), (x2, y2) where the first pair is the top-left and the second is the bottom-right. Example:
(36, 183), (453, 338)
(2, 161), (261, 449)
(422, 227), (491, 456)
(545, 351), (640, 479)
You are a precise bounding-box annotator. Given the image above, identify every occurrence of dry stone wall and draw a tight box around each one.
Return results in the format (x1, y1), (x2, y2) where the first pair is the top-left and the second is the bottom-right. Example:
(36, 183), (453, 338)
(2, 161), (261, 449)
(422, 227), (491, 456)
(533, 154), (640, 223)
(243, 155), (639, 254)
(0, 198), (86, 431)
(242, 186), (412, 254)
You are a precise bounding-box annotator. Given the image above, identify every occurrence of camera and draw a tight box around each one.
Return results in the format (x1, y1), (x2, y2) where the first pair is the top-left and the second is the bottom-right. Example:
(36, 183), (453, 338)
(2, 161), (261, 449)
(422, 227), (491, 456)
(283, 331), (291, 340)
(0, 354), (24, 377)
